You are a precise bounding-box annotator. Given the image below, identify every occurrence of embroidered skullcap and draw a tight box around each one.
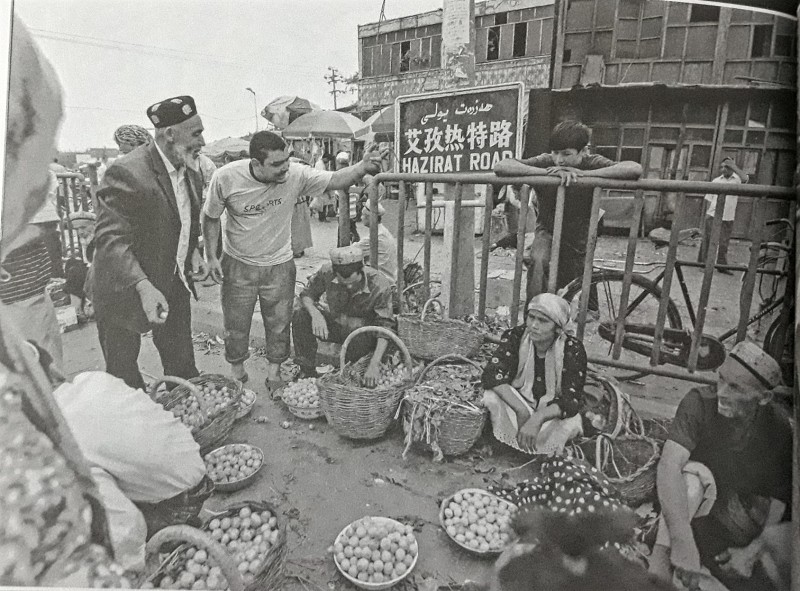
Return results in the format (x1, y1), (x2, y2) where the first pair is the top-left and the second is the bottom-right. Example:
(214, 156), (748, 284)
(728, 341), (783, 389)
(330, 245), (363, 265)
(146, 95), (197, 128)
(113, 124), (152, 147)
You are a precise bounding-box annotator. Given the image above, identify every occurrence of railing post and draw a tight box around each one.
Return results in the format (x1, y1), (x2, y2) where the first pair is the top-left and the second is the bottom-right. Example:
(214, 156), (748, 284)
(688, 193), (728, 371)
(651, 192), (687, 367)
(478, 183), (494, 320)
(612, 191), (645, 360)
(510, 185), (530, 324)
(396, 181), (407, 313)
(576, 188), (603, 342)
(548, 185), (566, 293)
(446, 182), (464, 318)
(423, 182), (433, 302)
(368, 181), (379, 272)
(736, 199), (766, 342)
(338, 185), (350, 246)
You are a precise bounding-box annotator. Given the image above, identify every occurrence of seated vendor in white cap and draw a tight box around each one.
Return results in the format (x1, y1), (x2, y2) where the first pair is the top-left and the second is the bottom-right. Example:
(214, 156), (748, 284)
(293, 245), (395, 384)
(649, 341), (791, 591)
(353, 194), (397, 284)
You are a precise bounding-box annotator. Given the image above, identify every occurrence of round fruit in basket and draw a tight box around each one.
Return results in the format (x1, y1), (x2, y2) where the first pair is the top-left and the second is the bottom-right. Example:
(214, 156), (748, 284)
(440, 488), (517, 555)
(236, 388), (257, 419)
(203, 444), (263, 492)
(206, 505), (282, 586)
(333, 516), (418, 588)
(197, 383), (236, 419)
(373, 363), (409, 389)
(169, 396), (205, 430)
(281, 378), (320, 409)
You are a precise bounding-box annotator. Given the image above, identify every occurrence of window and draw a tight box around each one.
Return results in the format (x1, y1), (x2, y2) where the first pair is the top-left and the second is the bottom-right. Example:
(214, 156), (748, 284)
(689, 4), (720, 23)
(494, 12), (508, 25)
(487, 26), (500, 60)
(774, 34), (793, 56)
(399, 40), (411, 72)
(751, 25), (772, 57)
(513, 22), (527, 57)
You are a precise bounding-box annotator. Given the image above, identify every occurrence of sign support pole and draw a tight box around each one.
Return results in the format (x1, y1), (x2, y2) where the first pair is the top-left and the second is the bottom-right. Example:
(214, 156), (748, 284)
(441, 0), (476, 318)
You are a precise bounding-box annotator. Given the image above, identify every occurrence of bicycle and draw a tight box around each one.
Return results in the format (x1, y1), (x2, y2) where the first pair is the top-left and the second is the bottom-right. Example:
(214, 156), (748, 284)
(561, 219), (794, 382)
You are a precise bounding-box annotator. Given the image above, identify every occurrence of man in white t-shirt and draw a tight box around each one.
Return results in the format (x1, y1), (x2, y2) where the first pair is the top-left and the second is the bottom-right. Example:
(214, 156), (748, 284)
(202, 131), (387, 390)
(698, 157), (748, 274)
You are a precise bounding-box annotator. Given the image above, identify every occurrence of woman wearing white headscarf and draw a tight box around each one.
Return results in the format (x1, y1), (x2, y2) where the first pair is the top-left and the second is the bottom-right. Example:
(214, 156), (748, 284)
(481, 293), (586, 455)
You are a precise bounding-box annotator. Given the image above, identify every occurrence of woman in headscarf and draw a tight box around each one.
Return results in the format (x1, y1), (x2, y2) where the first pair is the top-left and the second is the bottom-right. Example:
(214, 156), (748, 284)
(481, 293), (586, 455)
(112, 124), (153, 154)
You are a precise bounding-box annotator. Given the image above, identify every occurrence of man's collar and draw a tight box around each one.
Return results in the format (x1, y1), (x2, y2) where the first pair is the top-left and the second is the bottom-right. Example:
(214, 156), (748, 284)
(331, 271), (370, 295)
(153, 140), (182, 175)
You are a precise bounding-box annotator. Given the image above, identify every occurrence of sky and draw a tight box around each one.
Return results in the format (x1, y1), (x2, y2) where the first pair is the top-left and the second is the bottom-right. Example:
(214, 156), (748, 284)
(13, 0), (441, 151)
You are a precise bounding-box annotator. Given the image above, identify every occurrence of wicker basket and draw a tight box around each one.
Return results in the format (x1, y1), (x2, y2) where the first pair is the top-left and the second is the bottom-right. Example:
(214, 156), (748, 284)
(285, 402), (325, 420)
(318, 326), (415, 440)
(143, 524), (245, 591)
(398, 299), (484, 360)
(151, 375), (242, 454)
(401, 354), (487, 458)
(575, 434), (661, 506)
(205, 500), (287, 591)
(136, 476), (215, 539)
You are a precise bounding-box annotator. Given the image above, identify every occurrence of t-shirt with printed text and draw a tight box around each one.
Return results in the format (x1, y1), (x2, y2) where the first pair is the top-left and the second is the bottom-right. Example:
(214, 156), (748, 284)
(204, 160), (332, 266)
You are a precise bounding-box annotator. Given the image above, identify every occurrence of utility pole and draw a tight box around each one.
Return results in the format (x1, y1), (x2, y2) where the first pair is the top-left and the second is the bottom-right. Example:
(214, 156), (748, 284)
(440, 0), (477, 318)
(324, 67), (346, 109)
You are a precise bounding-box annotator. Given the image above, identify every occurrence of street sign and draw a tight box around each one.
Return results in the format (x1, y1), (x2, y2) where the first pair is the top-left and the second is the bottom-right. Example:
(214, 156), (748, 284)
(395, 83), (524, 174)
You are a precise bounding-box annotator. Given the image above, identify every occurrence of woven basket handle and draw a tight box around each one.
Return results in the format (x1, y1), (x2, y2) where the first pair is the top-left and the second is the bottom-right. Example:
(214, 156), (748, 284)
(144, 524), (244, 591)
(149, 376), (212, 417)
(339, 326), (413, 376)
(414, 354), (483, 387)
(420, 298), (444, 321)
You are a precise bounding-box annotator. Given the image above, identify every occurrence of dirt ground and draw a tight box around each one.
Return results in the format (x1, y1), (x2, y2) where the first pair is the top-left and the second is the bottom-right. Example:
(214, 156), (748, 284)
(60, 197), (779, 590)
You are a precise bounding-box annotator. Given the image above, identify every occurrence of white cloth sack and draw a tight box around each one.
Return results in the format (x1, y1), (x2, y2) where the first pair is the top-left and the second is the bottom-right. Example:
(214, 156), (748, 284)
(90, 467), (148, 570)
(54, 371), (206, 503)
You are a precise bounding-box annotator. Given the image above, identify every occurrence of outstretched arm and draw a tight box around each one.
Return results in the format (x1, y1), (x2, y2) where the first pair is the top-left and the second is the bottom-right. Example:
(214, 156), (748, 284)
(576, 160), (643, 179)
(494, 158), (549, 177)
(327, 143), (389, 191)
(657, 440), (702, 572)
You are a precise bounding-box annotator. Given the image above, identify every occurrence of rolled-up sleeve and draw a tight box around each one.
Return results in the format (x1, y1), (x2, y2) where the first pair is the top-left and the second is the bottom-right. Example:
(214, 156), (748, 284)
(481, 328), (521, 390)
(371, 285), (395, 330)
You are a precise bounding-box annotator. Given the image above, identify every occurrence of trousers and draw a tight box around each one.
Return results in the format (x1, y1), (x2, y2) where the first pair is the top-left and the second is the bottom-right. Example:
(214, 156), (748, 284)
(96, 274), (198, 390)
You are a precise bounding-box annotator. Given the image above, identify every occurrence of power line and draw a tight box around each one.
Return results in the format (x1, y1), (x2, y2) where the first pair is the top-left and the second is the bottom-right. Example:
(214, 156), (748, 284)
(65, 104), (255, 122)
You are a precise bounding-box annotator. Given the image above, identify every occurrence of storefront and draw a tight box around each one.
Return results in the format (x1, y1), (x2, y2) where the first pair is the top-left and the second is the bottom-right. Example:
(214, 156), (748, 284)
(526, 85), (795, 233)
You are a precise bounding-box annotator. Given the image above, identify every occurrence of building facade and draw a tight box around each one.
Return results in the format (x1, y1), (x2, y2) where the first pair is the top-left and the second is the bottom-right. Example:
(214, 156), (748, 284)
(357, 0), (555, 117)
(545, 0), (796, 232)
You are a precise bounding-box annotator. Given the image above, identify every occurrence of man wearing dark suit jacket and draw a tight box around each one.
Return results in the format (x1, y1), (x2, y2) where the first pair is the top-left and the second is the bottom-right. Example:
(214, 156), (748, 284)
(91, 95), (208, 390)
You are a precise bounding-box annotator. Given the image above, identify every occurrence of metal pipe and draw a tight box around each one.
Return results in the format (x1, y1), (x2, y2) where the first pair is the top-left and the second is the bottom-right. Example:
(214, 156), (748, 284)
(396, 181), (407, 313)
(447, 182), (463, 317)
(612, 192), (644, 360)
(423, 182), (433, 302)
(548, 185), (566, 293)
(577, 188), (603, 342)
(478, 184), (494, 320)
(587, 357), (717, 385)
(510, 185), (529, 323)
(372, 173), (794, 199)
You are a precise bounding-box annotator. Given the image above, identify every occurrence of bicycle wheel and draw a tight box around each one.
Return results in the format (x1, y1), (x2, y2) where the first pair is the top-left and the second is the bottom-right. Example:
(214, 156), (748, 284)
(563, 270), (683, 381)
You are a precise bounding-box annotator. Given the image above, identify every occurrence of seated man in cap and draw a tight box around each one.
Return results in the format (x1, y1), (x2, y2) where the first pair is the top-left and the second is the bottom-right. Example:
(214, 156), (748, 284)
(353, 189), (397, 284)
(292, 245), (395, 385)
(649, 341), (792, 591)
(91, 95), (207, 390)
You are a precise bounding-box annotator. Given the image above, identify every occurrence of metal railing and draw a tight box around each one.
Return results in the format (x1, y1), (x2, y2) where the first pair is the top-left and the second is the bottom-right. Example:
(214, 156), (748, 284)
(363, 172), (795, 384)
(54, 172), (90, 260)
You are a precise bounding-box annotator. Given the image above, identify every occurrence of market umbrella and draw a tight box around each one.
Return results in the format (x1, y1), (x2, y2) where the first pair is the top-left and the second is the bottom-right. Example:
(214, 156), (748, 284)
(262, 95), (320, 130)
(201, 137), (251, 165)
(282, 110), (365, 139)
(354, 104), (395, 142)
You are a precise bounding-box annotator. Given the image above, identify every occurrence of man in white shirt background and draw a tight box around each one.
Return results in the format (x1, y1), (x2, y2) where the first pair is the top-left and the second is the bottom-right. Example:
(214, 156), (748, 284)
(698, 157), (749, 274)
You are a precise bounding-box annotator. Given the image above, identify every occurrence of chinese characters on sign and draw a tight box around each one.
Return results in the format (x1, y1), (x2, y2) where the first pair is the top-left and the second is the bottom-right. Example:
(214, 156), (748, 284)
(397, 85), (523, 174)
